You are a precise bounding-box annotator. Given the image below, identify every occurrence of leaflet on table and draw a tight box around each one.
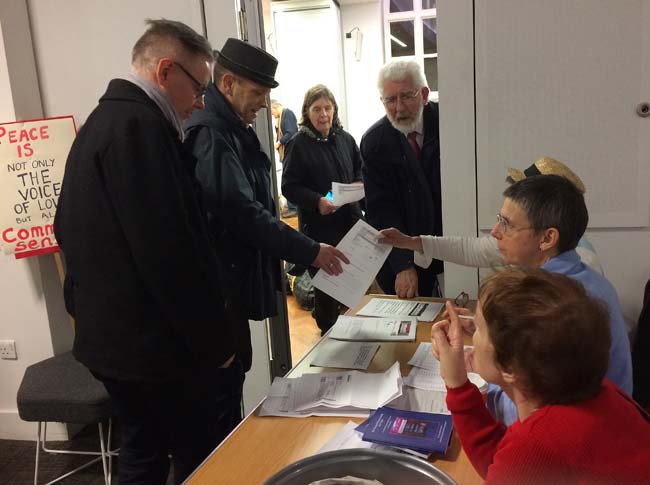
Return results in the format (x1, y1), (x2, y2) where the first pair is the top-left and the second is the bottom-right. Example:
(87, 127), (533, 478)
(317, 421), (429, 459)
(357, 406), (454, 455)
(387, 386), (450, 415)
(328, 315), (417, 342)
(259, 378), (371, 418)
(259, 362), (402, 418)
(331, 181), (365, 206)
(356, 298), (444, 322)
(310, 339), (380, 370)
(311, 220), (391, 309)
(406, 343), (488, 392)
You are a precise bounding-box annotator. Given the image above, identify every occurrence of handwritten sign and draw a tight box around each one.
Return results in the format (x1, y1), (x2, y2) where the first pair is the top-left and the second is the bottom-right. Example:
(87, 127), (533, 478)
(0, 116), (76, 259)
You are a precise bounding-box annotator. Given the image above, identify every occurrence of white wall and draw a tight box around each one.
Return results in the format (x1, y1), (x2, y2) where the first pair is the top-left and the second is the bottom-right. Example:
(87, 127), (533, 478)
(0, 0), (74, 440)
(439, 0), (649, 330)
(29, 0), (206, 126)
(436, 0), (479, 299)
(339, 0), (385, 144)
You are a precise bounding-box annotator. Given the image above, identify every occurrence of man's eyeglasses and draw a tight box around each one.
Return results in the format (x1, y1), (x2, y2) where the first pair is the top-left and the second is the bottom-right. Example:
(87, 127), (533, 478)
(173, 61), (208, 100)
(381, 89), (420, 108)
(495, 213), (533, 235)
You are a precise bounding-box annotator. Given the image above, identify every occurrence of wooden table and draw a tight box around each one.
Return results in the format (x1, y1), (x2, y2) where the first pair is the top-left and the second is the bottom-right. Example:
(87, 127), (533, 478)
(187, 295), (482, 485)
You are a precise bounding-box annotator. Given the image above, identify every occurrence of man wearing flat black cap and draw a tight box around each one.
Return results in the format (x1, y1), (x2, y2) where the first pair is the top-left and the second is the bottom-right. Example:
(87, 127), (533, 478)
(184, 38), (348, 429)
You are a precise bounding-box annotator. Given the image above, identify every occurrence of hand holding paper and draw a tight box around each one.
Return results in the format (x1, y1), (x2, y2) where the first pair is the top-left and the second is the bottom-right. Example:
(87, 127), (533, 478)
(311, 220), (391, 309)
(312, 243), (349, 275)
(331, 181), (364, 206)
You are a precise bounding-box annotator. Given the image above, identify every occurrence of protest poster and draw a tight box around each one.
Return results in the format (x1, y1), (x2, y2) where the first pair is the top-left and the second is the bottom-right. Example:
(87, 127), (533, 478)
(0, 116), (76, 258)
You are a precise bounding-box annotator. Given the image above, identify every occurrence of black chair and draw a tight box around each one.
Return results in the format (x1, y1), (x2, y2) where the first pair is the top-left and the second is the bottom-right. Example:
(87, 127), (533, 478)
(17, 352), (116, 485)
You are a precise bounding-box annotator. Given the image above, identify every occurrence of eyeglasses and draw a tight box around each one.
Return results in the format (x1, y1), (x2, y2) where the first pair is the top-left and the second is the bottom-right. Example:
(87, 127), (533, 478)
(495, 213), (533, 235)
(454, 291), (469, 308)
(381, 89), (420, 108)
(173, 61), (208, 100)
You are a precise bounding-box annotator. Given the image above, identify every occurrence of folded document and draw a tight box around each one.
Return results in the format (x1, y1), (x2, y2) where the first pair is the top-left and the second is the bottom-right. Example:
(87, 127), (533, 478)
(259, 362), (402, 418)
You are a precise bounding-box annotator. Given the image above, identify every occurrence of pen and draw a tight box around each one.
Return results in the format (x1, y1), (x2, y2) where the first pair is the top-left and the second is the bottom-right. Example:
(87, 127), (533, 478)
(457, 315), (474, 320)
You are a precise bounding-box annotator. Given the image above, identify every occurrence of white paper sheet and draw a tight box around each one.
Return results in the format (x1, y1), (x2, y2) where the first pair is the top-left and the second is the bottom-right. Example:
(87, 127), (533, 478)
(317, 421), (429, 459)
(310, 340), (380, 370)
(331, 182), (365, 206)
(311, 220), (391, 309)
(259, 362), (403, 418)
(328, 315), (417, 342)
(406, 343), (488, 392)
(356, 298), (444, 322)
(387, 386), (450, 414)
(317, 421), (375, 453)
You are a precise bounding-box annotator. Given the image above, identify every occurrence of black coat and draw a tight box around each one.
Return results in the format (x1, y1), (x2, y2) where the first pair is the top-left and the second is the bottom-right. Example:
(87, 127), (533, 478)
(361, 101), (443, 278)
(54, 79), (235, 382)
(184, 85), (319, 321)
(281, 126), (363, 246)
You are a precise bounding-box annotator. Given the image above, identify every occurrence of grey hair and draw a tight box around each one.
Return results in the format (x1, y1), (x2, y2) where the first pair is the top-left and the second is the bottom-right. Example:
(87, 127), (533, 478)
(132, 19), (213, 71)
(377, 59), (427, 95)
(271, 99), (282, 109)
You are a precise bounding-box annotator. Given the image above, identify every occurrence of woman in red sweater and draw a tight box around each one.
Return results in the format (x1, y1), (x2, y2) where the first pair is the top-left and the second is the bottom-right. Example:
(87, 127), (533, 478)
(433, 268), (650, 483)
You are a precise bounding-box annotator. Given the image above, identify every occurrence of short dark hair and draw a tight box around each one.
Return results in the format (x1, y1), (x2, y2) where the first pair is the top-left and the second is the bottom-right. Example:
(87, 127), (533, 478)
(132, 19), (213, 68)
(299, 84), (342, 133)
(479, 268), (610, 405)
(503, 174), (588, 253)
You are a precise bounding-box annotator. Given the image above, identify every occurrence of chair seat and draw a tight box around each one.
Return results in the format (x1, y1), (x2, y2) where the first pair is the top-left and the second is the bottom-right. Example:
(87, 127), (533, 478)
(17, 352), (112, 424)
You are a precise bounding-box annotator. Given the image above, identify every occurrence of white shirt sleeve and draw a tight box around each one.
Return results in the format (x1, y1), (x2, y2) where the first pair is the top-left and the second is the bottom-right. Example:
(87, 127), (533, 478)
(414, 235), (503, 268)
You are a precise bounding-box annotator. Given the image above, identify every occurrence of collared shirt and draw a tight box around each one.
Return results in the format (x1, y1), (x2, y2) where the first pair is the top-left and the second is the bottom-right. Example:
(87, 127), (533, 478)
(486, 249), (633, 426)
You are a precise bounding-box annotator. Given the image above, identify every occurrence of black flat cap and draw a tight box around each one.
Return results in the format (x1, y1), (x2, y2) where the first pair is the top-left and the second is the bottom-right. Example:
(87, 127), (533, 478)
(216, 38), (279, 88)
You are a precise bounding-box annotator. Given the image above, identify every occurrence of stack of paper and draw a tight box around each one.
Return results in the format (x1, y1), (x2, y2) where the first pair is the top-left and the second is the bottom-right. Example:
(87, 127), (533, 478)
(259, 362), (403, 418)
(356, 406), (453, 456)
(329, 315), (417, 342)
(356, 298), (444, 322)
(406, 342), (488, 393)
(386, 387), (450, 415)
(310, 339), (380, 370)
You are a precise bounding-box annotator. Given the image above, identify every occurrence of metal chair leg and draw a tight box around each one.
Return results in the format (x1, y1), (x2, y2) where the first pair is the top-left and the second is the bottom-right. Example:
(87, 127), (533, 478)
(98, 422), (109, 485)
(33, 421), (112, 485)
(34, 422), (41, 485)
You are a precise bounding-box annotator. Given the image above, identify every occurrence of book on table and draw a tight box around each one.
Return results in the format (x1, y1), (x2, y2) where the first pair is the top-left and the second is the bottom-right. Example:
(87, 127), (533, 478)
(357, 406), (453, 455)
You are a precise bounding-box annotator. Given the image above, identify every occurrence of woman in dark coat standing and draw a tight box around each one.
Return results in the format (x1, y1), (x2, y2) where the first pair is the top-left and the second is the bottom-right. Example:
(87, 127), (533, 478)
(282, 84), (363, 335)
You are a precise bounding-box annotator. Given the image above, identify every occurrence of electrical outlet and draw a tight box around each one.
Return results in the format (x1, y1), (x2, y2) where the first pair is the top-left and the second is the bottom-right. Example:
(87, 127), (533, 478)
(0, 340), (17, 360)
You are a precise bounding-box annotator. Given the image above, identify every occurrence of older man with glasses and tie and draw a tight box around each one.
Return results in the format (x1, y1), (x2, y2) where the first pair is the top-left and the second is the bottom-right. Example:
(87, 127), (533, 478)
(361, 59), (443, 299)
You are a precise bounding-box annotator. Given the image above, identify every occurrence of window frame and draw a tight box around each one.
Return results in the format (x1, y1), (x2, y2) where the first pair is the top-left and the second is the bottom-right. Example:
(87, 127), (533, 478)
(383, 0), (438, 101)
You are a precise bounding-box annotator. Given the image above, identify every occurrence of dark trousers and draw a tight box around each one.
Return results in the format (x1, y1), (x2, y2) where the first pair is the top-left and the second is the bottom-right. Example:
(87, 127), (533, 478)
(97, 359), (244, 485)
(313, 287), (343, 335)
(308, 267), (343, 335)
(376, 263), (441, 298)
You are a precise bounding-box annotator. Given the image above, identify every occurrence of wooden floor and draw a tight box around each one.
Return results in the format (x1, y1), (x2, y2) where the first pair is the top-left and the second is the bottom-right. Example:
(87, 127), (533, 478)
(279, 214), (320, 363)
(286, 293), (321, 365)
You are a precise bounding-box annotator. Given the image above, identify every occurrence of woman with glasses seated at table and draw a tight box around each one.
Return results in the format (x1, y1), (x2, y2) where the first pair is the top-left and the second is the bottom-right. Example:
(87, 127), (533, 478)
(434, 268), (650, 483)
(380, 156), (603, 275)
(380, 174), (632, 427)
(281, 84), (363, 335)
